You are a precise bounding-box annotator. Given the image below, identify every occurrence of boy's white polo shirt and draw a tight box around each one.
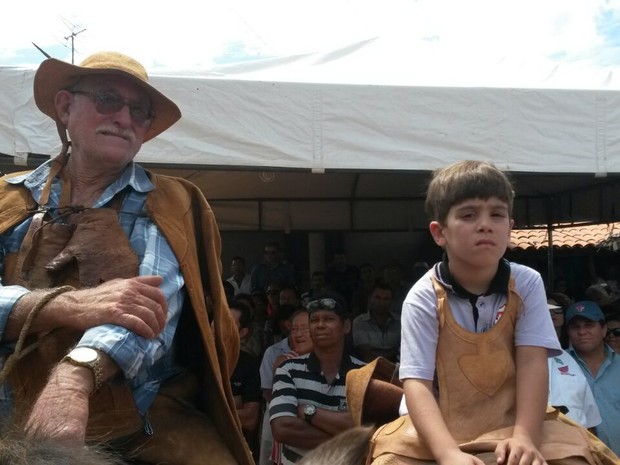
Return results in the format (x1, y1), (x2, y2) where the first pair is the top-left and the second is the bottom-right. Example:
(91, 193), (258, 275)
(399, 260), (561, 382)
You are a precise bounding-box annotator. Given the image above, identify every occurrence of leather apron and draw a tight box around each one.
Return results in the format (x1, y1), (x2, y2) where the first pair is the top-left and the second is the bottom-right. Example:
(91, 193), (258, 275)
(368, 277), (605, 465)
(2, 186), (145, 441)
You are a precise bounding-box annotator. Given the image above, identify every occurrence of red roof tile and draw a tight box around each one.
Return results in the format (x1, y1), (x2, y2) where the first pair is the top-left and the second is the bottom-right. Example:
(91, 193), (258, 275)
(510, 222), (620, 250)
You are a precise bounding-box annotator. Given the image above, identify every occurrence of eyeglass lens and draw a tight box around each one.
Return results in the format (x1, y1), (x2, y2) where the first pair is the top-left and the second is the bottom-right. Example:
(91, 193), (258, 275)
(607, 328), (620, 337)
(73, 90), (153, 127)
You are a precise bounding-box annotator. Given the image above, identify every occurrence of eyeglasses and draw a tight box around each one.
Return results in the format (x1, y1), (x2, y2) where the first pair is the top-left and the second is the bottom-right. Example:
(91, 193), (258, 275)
(266, 289), (280, 296)
(307, 298), (338, 311)
(291, 326), (310, 334)
(607, 328), (620, 338)
(549, 308), (564, 315)
(264, 250), (277, 255)
(71, 90), (153, 127)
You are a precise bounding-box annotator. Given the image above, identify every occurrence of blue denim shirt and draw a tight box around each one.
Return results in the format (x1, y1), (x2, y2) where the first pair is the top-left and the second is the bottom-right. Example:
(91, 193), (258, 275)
(0, 160), (185, 415)
(568, 344), (620, 456)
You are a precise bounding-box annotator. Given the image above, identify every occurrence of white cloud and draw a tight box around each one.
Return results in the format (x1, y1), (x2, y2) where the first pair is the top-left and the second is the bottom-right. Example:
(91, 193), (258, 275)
(1, 0), (617, 77)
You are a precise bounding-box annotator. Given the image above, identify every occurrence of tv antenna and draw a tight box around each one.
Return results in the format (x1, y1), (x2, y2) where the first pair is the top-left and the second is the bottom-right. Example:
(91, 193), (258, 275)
(61, 17), (86, 64)
(65, 28), (86, 64)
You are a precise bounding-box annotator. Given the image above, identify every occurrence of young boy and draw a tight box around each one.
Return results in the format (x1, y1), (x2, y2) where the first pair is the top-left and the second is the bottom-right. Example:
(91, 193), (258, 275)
(369, 161), (612, 465)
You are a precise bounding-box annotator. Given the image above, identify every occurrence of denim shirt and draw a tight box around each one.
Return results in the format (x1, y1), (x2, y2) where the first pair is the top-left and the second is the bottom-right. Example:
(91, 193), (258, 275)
(0, 160), (185, 415)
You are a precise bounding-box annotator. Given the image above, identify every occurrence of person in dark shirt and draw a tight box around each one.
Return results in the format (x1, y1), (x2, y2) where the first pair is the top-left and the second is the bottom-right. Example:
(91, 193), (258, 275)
(230, 301), (262, 459)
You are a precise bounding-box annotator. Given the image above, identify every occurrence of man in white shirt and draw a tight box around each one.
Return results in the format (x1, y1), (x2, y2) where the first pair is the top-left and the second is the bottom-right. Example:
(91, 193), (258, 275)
(227, 256), (252, 296)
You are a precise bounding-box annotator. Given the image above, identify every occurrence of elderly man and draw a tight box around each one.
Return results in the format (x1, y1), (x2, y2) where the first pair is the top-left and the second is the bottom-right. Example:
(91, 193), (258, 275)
(0, 52), (252, 464)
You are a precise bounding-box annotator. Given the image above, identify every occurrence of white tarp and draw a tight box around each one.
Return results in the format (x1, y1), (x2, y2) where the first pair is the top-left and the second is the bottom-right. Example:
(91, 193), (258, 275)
(1, 37), (619, 175)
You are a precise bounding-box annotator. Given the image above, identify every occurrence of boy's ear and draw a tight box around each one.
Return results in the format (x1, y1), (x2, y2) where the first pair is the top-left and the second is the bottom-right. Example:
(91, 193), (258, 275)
(429, 221), (447, 247)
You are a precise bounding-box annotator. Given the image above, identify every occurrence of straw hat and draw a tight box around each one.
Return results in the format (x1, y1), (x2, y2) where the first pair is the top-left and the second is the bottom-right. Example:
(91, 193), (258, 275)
(33, 51), (181, 142)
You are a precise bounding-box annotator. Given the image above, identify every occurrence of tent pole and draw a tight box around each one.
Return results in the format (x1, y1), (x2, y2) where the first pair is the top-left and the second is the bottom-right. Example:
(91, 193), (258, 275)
(547, 224), (554, 290)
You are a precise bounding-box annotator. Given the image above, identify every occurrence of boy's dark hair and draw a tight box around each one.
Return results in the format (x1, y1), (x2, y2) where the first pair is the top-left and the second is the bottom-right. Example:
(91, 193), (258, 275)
(229, 300), (253, 330)
(425, 160), (515, 224)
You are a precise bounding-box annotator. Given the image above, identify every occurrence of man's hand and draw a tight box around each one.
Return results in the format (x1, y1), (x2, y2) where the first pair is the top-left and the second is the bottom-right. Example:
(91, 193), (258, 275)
(59, 276), (168, 338)
(24, 363), (92, 445)
(7, 275), (167, 340)
(273, 351), (299, 372)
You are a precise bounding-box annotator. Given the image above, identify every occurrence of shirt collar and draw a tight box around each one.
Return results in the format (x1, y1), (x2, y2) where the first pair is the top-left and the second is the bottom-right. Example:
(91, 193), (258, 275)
(436, 253), (510, 299)
(307, 350), (356, 379)
(6, 160), (154, 207)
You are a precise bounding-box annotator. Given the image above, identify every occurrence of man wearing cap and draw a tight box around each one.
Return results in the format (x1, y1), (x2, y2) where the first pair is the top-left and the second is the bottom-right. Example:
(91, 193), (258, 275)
(0, 52), (252, 464)
(567, 300), (620, 456)
(269, 294), (364, 464)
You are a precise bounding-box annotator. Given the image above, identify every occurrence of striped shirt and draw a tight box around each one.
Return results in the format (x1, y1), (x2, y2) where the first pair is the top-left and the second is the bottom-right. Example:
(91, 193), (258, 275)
(269, 351), (365, 464)
(0, 160), (185, 415)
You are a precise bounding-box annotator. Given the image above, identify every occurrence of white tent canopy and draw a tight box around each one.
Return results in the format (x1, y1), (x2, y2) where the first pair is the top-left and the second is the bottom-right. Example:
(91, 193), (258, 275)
(1, 40), (619, 231)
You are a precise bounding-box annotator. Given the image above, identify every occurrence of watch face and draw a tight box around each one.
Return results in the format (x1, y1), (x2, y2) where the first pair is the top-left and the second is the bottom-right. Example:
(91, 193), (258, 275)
(70, 347), (99, 363)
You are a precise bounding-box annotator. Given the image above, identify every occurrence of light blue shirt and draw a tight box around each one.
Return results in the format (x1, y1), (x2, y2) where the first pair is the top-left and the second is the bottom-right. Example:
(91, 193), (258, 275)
(0, 160), (185, 415)
(568, 344), (620, 456)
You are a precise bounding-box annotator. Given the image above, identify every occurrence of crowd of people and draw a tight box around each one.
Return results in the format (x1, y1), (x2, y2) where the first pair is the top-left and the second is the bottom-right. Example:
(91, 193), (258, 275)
(223, 236), (620, 463)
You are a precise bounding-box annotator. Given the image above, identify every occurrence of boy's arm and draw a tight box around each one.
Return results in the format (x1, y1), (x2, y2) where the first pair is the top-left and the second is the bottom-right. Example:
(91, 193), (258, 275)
(404, 379), (485, 465)
(495, 345), (548, 465)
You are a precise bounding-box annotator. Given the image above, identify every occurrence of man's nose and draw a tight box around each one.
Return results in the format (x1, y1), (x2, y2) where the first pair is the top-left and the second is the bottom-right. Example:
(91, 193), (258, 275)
(112, 103), (133, 125)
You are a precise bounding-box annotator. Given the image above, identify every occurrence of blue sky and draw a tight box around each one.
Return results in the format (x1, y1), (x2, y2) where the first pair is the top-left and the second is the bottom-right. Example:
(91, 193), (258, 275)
(1, 0), (619, 85)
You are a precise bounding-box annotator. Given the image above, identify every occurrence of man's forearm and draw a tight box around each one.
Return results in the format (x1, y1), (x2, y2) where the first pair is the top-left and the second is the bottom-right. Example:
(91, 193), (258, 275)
(271, 416), (331, 449)
(236, 401), (260, 431)
(4, 289), (72, 341)
(306, 408), (353, 437)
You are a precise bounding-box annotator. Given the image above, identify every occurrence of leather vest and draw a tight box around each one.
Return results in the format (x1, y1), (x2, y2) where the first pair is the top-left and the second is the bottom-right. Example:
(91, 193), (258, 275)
(434, 276), (518, 442)
(2, 201), (143, 440)
(368, 277), (606, 465)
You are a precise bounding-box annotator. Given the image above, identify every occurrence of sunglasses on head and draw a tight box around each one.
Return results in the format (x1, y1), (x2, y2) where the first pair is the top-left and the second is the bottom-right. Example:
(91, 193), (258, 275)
(307, 298), (338, 311)
(549, 307), (564, 315)
(607, 328), (620, 338)
(71, 89), (153, 127)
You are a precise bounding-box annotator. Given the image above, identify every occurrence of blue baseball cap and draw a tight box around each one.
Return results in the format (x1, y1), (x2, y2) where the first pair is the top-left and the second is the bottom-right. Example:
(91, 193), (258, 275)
(565, 301), (605, 324)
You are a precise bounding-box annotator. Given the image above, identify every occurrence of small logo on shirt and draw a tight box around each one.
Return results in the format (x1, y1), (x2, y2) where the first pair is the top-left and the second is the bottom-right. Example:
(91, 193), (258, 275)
(494, 304), (506, 324)
(552, 359), (575, 376)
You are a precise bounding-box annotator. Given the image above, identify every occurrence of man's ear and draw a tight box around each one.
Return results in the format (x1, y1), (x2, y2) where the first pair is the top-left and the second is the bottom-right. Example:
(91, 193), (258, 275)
(239, 327), (250, 340)
(55, 90), (73, 125)
(429, 221), (446, 247)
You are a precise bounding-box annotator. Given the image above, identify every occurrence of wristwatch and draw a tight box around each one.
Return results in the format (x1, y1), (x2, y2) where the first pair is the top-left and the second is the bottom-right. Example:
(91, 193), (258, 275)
(303, 404), (317, 423)
(61, 347), (104, 393)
